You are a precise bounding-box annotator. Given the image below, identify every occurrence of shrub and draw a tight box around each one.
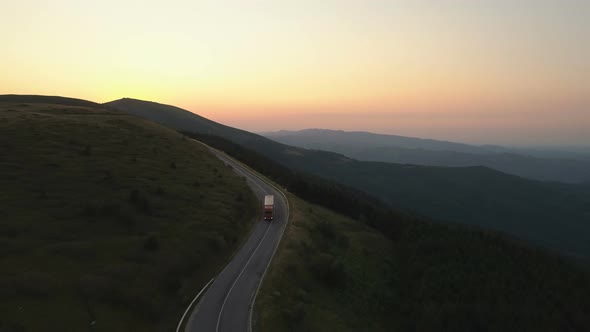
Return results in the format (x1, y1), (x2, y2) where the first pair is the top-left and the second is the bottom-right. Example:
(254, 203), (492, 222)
(82, 145), (92, 156)
(143, 234), (159, 251)
(310, 253), (347, 287)
(129, 189), (152, 215)
(282, 300), (306, 325)
(100, 202), (121, 217)
(207, 234), (226, 251)
(316, 221), (336, 240)
(159, 274), (182, 294)
(0, 321), (26, 332)
(37, 190), (47, 199)
(78, 274), (110, 300)
(129, 189), (140, 202)
(155, 186), (165, 196)
(82, 204), (97, 217)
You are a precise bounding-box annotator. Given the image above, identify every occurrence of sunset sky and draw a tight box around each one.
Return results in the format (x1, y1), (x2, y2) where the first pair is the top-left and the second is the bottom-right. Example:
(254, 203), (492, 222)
(1, 0), (588, 146)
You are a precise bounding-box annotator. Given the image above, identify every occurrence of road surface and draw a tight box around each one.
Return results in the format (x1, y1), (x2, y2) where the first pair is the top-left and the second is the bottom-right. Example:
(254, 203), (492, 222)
(184, 145), (289, 332)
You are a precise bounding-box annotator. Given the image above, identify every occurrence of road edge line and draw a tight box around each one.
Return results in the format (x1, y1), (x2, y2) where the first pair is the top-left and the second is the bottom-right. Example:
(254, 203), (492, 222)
(187, 138), (291, 332)
(176, 277), (215, 332)
(246, 175), (290, 332)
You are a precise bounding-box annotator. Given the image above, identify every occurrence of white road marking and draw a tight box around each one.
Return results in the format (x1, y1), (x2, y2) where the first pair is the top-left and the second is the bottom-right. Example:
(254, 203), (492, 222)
(216, 215), (274, 332)
(176, 278), (215, 332)
(183, 138), (290, 332)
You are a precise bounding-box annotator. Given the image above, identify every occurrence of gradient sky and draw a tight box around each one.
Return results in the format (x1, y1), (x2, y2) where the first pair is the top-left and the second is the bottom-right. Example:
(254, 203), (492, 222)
(1, 0), (588, 146)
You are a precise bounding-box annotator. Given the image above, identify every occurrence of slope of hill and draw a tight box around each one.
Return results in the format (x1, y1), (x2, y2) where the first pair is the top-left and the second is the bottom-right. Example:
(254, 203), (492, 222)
(264, 129), (494, 153)
(105, 98), (590, 259)
(0, 100), (257, 331)
(263, 129), (590, 183)
(0, 94), (101, 108)
(256, 194), (590, 332)
(482, 144), (590, 162)
(106, 98), (270, 145)
(311, 162), (590, 257)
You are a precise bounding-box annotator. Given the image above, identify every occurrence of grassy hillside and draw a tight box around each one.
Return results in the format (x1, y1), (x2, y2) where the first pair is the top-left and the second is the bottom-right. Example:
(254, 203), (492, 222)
(103, 98), (590, 259)
(0, 94), (101, 108)
(255, 195), (395, 331)
(0, 101), (257, 331)
(255, 194), (590, 332)
(306, 161), (590, 258)
(105, 98), (272, 146)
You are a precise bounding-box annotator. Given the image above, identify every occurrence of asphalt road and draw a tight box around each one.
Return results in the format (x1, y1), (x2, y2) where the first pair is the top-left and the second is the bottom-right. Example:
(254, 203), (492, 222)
(185, 146), (289, 332)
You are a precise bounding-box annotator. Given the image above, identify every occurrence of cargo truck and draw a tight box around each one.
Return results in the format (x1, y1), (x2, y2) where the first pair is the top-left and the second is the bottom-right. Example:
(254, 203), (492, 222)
(264, 195), (274, 221)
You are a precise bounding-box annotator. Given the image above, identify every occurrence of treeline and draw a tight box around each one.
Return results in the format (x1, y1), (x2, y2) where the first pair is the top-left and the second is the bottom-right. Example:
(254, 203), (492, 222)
(182, 131), (416, 239)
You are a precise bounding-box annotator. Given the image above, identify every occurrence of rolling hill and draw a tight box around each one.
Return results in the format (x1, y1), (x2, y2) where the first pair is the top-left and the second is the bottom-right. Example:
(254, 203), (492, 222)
(0, 97), (257, 331)
(104, 97), (590, 259)
(263, 129), (590, 183)
(263, 129), (495, 153)
(256, 194), (590, 332)
(3, 95), (590, 332)
(0, 94), (101, 108)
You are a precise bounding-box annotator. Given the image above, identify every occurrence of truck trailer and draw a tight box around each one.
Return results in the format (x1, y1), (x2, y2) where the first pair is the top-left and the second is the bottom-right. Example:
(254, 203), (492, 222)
(264, 195), (274, 221)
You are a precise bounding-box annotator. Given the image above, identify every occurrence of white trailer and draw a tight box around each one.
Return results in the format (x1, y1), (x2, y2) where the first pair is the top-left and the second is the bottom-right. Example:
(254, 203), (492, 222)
(264, 195), (274, 221)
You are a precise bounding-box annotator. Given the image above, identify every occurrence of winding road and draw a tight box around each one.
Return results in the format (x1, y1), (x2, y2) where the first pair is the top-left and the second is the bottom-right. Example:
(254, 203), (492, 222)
(183, 143), (289, 332)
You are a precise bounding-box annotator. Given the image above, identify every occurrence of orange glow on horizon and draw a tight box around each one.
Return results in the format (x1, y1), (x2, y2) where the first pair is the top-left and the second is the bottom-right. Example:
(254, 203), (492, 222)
(1, 0), (588, 145)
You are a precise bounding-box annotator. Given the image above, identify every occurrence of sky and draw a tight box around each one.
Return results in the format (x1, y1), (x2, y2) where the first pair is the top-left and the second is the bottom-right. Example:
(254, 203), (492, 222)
(1, 0), (589, 146)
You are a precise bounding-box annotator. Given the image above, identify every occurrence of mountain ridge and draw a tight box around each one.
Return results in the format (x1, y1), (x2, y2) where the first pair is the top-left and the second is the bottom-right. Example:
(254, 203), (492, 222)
(263, 128), (495, 154)
(101, 97), (590, 259)
(263, 129), (590, 183)
(0, 94), (101, 107)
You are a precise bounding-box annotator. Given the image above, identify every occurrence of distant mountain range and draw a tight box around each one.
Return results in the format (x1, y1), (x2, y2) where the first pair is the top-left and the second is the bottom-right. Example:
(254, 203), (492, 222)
(263, 129), (590, 184)
(103, 98), (590, 259)
(263, 129), (499, 153)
